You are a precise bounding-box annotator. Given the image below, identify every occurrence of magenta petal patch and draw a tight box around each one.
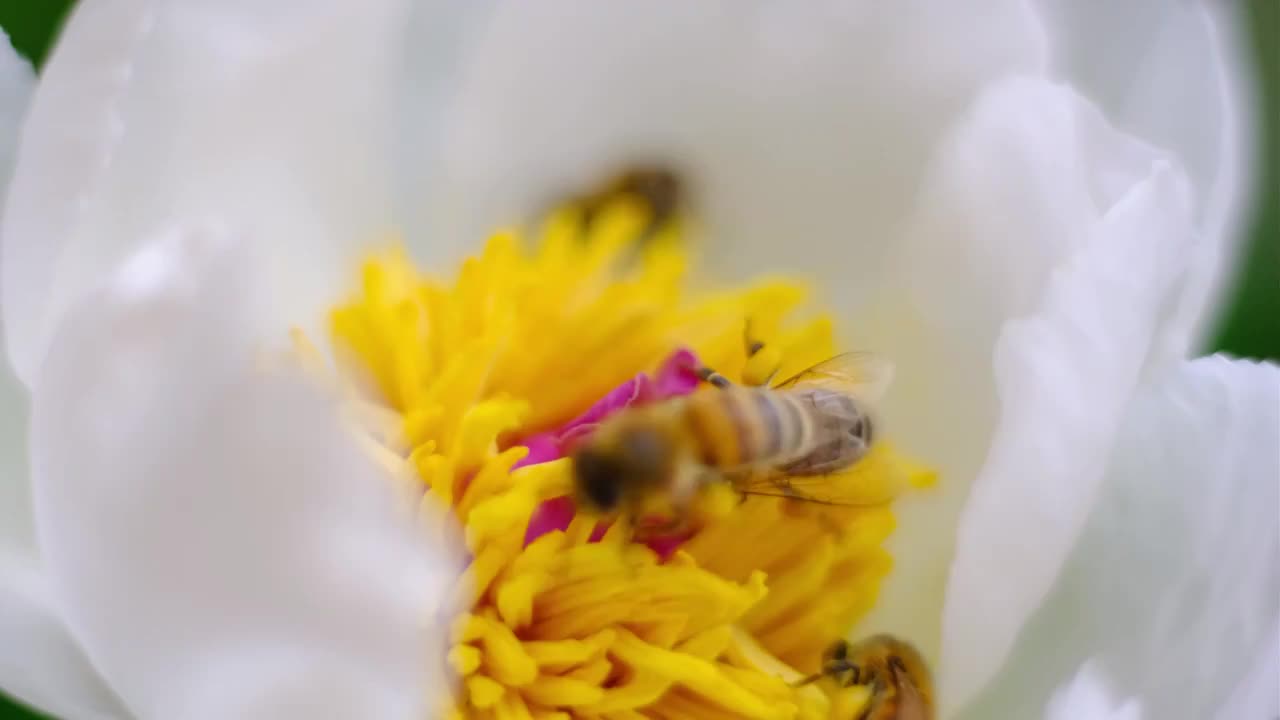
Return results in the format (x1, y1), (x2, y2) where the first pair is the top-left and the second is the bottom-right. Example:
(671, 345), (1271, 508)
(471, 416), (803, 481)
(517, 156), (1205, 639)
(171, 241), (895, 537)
(512, 434), (562, 471)
(652, 347), (702, 398)
(645, 532), (695, 562)
(523, 496), (577, 545)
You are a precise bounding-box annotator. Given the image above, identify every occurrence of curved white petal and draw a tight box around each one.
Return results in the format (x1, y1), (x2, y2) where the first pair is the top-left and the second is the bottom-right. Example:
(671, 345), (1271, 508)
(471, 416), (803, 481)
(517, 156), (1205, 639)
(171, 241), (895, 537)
(2, 0), (414, 387)
(0, 333), (31, 553)
(0, 29), (33, 198)
(405, 0), (1046, 310)
(953, 356), (1279, 719)
(0, 330), (30, 556)
(0, 30), (35, 551)
(1032, 0), (1255, 354)
(852, 77), (1188, 665)
(1215, 619), (1279, 720)
(0, 33), (122, 719)
(0, 551), (128, 719)
(30, 225), (463, 718)
(939, 160), (1195, 711)
(1044, 661), (1142, 720)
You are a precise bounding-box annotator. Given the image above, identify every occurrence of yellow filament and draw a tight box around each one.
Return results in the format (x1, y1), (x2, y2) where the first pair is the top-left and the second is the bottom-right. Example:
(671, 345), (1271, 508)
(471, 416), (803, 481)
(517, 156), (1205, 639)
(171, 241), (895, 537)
(323, 196), (936, 718)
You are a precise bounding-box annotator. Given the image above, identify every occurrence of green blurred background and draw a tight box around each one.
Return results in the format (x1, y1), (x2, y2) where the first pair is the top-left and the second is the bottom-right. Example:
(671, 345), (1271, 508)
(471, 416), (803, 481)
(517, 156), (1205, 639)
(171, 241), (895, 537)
(0, 1), (1275, 718)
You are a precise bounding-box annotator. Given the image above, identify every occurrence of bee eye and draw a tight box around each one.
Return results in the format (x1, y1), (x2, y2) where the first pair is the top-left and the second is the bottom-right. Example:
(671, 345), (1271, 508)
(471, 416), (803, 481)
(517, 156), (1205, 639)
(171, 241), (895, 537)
(854, 416), (873, 443)
(572, 450), (622, 511)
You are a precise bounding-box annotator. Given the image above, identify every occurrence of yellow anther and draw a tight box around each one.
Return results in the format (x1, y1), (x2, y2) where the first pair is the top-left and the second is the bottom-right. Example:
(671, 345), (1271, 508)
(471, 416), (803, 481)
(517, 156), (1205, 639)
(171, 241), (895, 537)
(467, 675), (506, 708)
(520, 676), (607, 708)
(450, 644), (482, 676)
(324, 209), (936, 718)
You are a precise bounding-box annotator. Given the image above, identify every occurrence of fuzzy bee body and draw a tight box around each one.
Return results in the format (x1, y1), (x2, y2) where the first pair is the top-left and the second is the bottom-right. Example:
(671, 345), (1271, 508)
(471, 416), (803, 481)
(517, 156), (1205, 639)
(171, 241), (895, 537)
(570, 353), (891, 531)
(805, 635), (934, 720)
(679, 385), (872, 474)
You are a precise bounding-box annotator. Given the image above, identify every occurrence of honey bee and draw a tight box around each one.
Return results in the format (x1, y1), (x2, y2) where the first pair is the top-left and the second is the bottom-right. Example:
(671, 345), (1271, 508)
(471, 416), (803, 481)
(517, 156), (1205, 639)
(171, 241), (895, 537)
(577, 165), (683, 229)
(552, 165), (685, 248)
(568, 351), (893, 534)
(798, 635), (935, 720)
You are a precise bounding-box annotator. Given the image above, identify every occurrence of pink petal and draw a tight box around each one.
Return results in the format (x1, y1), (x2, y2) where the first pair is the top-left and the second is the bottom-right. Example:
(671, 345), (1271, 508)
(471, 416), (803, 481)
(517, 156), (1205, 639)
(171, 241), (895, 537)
(522, 496), (577, 545)
(559, 373), (651, 437)
(652, 347), (702, 398)
(644, 532), (695, 562)
(511, 434), (562, 471)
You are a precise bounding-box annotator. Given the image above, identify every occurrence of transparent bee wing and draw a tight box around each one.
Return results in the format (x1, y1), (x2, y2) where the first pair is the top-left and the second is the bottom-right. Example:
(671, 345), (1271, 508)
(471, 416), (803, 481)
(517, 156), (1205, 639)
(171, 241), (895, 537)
(727, 470), (900, 508)
(771, 352), (895, 405)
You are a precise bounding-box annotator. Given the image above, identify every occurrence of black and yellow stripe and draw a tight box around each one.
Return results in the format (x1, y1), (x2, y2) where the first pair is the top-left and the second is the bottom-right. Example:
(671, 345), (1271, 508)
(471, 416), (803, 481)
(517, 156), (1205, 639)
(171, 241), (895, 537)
(679, 386), (813, 470)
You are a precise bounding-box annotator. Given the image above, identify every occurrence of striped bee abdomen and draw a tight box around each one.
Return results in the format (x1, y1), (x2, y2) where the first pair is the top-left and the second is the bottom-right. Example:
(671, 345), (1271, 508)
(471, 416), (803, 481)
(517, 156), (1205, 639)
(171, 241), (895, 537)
(679, 386), (814, 470)
(778, 389), (874, 476)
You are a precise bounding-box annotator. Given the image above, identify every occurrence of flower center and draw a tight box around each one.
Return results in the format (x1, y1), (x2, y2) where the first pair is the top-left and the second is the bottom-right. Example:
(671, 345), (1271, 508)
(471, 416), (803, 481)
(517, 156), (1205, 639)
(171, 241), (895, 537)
(319, 189), (935, 719)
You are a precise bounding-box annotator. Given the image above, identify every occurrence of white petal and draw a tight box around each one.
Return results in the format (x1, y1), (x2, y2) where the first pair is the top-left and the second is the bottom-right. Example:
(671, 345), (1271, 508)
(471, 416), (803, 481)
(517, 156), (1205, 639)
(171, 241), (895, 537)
(953, 357), (1279, 719)
(1031, 0), (1254, 355)
(0, 550), (128, 719)
(852, 77), (1187, 666)
(0, 328), (32, 554)
(0, 29), (33, 198)
(30, 225), (463, 718)
(0, 34), (121, 719)
(939, 159), (1195, 711)
(2, 0), (414, 387)
(1044, 661), (1143, 720)
(1215, 619), (1279, 720)
(405, 0), (1046, 308)
(0, 31), (36, 551)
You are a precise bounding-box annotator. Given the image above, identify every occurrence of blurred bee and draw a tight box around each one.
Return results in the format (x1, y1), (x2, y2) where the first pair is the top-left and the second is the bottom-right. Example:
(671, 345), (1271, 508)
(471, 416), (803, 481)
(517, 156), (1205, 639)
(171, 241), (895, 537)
(568, 351), (893, 535)
(797, 635), (934, 720)
(566, 165), (684, 245)
(578, 165), (682, 229)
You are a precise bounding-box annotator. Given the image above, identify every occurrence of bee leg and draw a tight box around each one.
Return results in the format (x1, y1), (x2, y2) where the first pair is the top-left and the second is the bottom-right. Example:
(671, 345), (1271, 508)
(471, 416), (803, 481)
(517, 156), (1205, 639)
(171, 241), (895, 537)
(822, 649), (860, 687)
(833, 663), (861, 688)
(694, 365), (733, 389)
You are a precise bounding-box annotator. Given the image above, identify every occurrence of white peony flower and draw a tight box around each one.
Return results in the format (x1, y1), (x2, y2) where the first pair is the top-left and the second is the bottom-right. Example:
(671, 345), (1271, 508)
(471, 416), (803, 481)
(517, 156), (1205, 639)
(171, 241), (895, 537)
(0, 2), (1275, 719)
(1043, 661), (1143, 720)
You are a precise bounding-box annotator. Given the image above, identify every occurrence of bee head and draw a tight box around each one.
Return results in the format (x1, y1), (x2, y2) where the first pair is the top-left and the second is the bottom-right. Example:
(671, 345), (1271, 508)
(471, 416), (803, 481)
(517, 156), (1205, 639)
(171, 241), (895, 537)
(571, 426), (670, 513)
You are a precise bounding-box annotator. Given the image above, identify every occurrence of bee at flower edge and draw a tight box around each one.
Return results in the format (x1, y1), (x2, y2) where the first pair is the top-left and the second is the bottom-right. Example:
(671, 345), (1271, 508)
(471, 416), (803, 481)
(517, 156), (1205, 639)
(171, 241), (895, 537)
(564, 164), (686, 244)
(797, 634), (935, 720)
(567, 339), (895, 538)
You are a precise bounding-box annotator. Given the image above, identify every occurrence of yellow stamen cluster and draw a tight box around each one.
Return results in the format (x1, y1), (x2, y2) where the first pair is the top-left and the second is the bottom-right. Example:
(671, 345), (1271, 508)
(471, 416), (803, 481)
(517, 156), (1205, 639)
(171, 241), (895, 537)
(325, 199), (934, 719)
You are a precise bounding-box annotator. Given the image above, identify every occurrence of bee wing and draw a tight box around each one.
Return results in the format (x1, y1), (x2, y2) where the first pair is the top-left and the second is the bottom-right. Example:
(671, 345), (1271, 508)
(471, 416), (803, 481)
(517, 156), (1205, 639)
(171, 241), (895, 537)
(772, 352), (895, 405)
(728, 470), (900, 508)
